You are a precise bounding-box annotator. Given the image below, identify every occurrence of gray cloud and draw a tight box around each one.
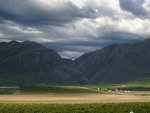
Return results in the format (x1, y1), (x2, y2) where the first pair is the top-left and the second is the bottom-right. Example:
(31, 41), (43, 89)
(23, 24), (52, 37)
(0, 0), (96, 26)
(0, 0), (150, 58)
(42, 31), (142, 58)
(119, 0), (150, 18)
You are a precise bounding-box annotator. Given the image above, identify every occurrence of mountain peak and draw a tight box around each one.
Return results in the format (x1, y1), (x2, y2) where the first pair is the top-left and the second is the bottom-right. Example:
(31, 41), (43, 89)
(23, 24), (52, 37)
(0, 39), (150, 85)
(71, 39), (150, 84)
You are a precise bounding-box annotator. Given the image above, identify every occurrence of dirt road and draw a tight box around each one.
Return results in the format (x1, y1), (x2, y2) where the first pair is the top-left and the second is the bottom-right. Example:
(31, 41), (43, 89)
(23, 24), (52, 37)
(0, 94), (150, 104)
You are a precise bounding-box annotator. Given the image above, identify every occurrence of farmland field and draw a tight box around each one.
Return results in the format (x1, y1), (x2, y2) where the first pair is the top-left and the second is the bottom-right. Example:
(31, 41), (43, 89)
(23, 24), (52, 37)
(0, 102), (150, 113)
(0, 86), (98, 95)
(0, 83), (150, 104)
(1, 78), (150, 95)
(0, 93), (150, 104)
(0, 84), (150, 113)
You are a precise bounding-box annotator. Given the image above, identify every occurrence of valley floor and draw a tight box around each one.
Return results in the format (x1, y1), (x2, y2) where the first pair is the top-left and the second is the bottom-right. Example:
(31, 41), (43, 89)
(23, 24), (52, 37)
(0, 93), (150, 104)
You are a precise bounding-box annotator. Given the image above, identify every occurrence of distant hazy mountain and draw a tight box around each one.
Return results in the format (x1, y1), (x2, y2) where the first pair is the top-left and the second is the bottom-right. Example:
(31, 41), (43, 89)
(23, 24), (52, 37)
(0, 39), (150, 85)
(71, 38), (150, 84)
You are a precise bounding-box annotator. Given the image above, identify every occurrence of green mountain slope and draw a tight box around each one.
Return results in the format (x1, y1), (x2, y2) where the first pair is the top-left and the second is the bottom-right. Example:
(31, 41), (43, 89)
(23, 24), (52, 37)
(0, 41), (63, 72)
(0, 41), (85, 85)
(1, 39), (150, 85)
(71, 39), (150, 84)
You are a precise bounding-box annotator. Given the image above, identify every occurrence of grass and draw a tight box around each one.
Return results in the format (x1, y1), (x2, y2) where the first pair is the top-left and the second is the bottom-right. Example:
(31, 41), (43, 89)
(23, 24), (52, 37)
(136, 94), (150, 96)
(0, 85), (122, 95)
(0, 83), (149, 95)
(117, 78), (150, 91)
(125, 78), (150, 87)
(1, 77), (150, 95)
(85, 85), (121, 90)
(84, 78), (150, 91)
(0, 88), (20, 95)
(0, 86), (97, 95)
(118, 87), (150, 91)
(0, 102), (150, 113)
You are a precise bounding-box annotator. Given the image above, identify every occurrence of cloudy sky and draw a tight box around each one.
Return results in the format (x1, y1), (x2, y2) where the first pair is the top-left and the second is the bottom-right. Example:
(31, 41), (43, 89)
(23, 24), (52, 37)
(0, 0), (150, 58)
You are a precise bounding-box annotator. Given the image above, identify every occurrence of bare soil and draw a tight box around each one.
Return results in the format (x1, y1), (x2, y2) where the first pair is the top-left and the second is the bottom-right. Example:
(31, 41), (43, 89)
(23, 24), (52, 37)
(0, 93), (150, 104)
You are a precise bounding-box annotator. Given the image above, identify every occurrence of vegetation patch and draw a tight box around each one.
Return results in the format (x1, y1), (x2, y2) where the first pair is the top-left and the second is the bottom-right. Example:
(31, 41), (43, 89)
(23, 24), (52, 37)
(0, 102), (150, 113)
(19, 86), (97, 94)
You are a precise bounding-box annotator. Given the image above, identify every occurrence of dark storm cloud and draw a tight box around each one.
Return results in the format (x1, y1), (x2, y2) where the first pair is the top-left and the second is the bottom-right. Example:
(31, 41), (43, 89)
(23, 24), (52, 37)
(43, 31), (141, 53)
(0, 0), (150, 58)
(0, 16), (4, 23)
(0, 0), (96, 26)
(43, 41), (106, 53)
(119, 0), (149, 18)
(41, 30), (143, 59)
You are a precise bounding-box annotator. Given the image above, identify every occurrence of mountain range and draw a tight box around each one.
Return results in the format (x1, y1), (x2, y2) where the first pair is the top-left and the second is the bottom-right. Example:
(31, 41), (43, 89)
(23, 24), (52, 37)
(0, 39), (150, 85)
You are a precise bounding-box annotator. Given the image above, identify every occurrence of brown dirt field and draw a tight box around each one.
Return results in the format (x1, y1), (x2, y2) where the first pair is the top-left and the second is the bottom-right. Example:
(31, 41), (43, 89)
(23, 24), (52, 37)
(0, 94), (150, 104)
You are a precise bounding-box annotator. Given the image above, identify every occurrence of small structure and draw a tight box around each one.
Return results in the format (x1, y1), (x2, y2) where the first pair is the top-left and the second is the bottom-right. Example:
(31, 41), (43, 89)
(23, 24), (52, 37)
(115, 88), (118, 92)
(130, 111), (134, 113)
(108, 90), (112, 92)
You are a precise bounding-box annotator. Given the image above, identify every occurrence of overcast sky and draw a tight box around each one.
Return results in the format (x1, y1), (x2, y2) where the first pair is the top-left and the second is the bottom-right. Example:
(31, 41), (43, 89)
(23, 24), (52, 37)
(0, 0), (150, 59)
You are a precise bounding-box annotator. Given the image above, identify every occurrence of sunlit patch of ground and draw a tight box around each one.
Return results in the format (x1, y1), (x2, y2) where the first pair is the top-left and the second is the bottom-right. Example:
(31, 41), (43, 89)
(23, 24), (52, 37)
(0, 93), (150, 104)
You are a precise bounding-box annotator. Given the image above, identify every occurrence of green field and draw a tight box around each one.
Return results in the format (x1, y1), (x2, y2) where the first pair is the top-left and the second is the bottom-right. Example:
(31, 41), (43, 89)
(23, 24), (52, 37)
(0, 102), (150, 113)
(118, 78), (150, 91)
(0, 86), (98, 95)
(19, 86), (98, 94)
(1, 78), (150, 95)
(86, 78), (150, 91)
(85, 85), (120, 90)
